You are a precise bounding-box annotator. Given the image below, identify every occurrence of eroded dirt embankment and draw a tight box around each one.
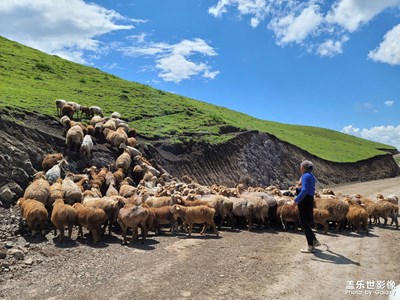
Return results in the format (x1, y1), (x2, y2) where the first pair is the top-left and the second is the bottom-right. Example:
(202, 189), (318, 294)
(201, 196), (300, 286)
(150, 131), (400, 188)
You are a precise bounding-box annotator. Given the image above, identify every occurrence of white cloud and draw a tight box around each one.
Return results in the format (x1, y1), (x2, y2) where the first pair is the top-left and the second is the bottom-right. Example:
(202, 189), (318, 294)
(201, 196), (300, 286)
(326, 0), (400, 32)
(317, 35), (349, 57)
(0, 0), (135, 63)
(368, 24), (400, 65)
(208, 0), (269, 27)
(342, 124), (400, 150)
(269, 4), (323, 45)
(385, 100), (395, 107)
(121, 38), (219, 83)
(208, 0), (400, 61)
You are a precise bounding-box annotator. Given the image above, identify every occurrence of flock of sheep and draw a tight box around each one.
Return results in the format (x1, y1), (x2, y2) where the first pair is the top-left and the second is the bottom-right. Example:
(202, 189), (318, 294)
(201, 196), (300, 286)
(16, 99), (400, 245)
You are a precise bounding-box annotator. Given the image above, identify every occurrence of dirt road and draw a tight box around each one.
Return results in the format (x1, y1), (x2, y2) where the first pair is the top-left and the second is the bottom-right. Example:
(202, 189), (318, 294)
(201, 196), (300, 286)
(1, 178), (399, 300)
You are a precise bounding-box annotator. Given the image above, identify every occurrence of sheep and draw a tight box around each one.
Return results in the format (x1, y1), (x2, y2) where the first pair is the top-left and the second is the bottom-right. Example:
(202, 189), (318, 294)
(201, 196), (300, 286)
(170, 204), (218, 237)
(61, 104), (75, 119)
(62, 173), (82, 205)
(60, 116), (76, 137)
(277, 203), (299, 231)
(66, 124), (84, 152)
(145, 205), (178, 234)
(111, 112), (121, 119)
(247, 197), (269, 229)
(51, 198), (77, 242)
(374, 201), (399, 229)
(45, 159), (69, 184)
(103, 128), (127, 147)
(49, 179), (64, 207)
(75, 177), (90, 193)
(145, 195), (183, 208)
(376, 194), (399, 206)
(42, 153), (63, 171)
(79, 135), (94, 162)
(113, 168), (125, 186)
(89, 106), (104, 118)
(180, 198), (212, 207)
(321, 188), (335, 195)
(55, 99), (67, 116)
(231, 197), (254, 230)
(17, 198), (48, 237)
(344, 198), (369, 234)
(106, 182), (119, 197)
(79, 106), (91, 119)
(119, 178), (137, 198)
(82, 188), (102, 200)
(103, 118), (117, 131)
(204, 195), (233, 229)
(83, 196), (124, 235)
(73, 202), (107, 244)
(313, 208), (330, 233)
(90, 115), (104, 126)
(314, 197), (349, 232)
(126, 137), (137, 147)
(66, 101), (81, 117)
(117, 204), (150, 244)
(87, 166), (108, 190)
(23, 172), (51, 206)
(116, 150), (131, 172)
(119, 143), (142, 158)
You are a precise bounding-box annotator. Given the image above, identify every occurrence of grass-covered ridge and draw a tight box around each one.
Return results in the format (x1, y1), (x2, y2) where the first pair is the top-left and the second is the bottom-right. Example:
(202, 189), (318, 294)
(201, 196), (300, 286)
(0, 36), (395, 162)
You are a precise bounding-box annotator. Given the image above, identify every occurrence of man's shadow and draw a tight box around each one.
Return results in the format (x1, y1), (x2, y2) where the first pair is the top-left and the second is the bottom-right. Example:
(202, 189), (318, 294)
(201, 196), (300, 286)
(311, 246), (361, 266)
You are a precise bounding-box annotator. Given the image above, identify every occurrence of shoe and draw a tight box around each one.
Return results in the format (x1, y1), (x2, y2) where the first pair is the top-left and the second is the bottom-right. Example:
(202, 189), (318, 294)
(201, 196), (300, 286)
(301, 246), (315, 253)
(313, 240), (321, 247)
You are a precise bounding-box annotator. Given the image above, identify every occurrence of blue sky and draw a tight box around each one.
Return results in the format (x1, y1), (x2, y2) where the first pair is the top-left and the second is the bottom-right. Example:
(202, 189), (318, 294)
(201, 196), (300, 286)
(1, 0), (400, 149)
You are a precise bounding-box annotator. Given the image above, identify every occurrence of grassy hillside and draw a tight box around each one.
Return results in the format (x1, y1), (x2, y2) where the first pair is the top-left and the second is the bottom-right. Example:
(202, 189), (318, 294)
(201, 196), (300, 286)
(0, 36), (396, 162)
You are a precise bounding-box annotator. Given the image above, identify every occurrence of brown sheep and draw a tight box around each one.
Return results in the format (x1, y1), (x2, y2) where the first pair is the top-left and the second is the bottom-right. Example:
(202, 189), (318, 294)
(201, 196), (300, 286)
(66, 124), (84, 152)
(103, 128), (127, 147)
(72, 202), (107, 244)
(145, 195), (183, 208)
(83, 196), (124, 235)
(344, 198), (369, 234)
(48, 178), (63, 207)
(313, 208), (330, 233)
(119, 178), (137, 198)
(51, 198), (77, 242)
(170, 204), (218, 237)
(116, 150), (131, 172)
(314, 198), (349, 232)
(18, 198), (48, 237)
(117, 204), (150, 244)
(61, 104), (75, 119)
(23, 172), (51, 206)
(277, 203), (299, 231)
(145, 205), (178, 234)
(41, 153), (63, 171)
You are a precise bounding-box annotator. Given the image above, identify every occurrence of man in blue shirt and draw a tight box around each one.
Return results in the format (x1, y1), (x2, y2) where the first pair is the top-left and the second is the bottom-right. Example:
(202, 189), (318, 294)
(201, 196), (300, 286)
(295, 160), (321, 253)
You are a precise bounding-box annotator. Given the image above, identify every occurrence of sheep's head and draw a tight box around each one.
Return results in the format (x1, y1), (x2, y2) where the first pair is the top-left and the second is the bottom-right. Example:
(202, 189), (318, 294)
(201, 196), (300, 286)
(33, 171), (46, 180)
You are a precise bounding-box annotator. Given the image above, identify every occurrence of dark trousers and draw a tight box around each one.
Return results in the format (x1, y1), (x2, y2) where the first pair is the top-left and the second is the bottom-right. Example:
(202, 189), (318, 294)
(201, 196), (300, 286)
(298, 195), (316, 246)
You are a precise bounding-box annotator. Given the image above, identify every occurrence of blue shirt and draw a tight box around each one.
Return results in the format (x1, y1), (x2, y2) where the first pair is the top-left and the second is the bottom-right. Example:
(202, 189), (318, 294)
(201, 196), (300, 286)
(295, 172), (316, 204)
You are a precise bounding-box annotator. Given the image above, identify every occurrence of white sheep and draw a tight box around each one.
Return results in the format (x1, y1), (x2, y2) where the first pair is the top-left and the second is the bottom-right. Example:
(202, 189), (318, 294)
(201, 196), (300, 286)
(62, 173), (83, 205)
(89, 106), (104, 118)
(45, 159), (69, 184)
(79, 135), (94, 162)
(111, 112), (121, 119)
(55, 99), (67, 116)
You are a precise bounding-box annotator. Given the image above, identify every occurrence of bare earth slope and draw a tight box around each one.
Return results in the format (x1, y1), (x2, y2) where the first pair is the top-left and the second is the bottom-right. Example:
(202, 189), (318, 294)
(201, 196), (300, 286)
(1, 178), (399, 300)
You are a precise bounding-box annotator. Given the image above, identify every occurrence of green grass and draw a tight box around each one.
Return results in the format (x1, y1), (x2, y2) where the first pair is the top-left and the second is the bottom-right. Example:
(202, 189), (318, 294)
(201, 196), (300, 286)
(0, 36), (396, 162)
